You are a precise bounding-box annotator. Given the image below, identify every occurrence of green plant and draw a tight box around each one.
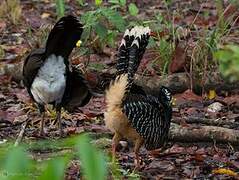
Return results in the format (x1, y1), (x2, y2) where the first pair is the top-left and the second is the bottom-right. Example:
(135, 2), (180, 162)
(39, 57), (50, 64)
(80, 6), (126, 53)
(76, 135), (107, 180)
(190, 1), (238, 88)
(142, 12), (175, 75)
(0, 0), (22, 24)
(55, 0), (65, 18)
(0, 135), (107, 180)
(147, 38), (173, 75)
(128, 3), (139, 16)
(54, 0), (140, 55)
(214, 45), (239, 82)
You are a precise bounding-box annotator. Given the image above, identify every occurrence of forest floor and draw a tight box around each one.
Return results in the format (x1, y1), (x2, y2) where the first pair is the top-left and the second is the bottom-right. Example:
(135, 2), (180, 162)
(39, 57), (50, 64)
(0, 0), (239, 179)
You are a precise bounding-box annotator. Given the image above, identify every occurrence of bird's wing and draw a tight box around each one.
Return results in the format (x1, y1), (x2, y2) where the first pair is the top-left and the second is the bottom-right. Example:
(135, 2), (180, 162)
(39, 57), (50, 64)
(123, 97), (170, 150)
(63, 67), (91, 111)
(23, 48), (45, 91)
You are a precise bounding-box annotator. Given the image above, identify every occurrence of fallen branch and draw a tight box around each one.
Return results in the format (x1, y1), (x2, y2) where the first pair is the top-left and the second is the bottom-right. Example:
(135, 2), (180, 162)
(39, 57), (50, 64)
(1, 62), (239, 94)
(135, 73), (239, 94)
(169, 123), (239, 145)
(172, 116), (239, 129)
(14, 119), (29, 146)
(90, 122), (239, 146)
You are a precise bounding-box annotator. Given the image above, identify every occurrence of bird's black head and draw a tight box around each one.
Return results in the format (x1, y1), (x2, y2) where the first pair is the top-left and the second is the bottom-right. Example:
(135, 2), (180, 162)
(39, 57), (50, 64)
(158, 86), (172, 106)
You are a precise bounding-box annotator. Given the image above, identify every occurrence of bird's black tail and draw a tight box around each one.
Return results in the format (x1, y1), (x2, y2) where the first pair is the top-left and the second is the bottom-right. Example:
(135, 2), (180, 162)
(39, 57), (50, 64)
(44, 15), (83, 59)
(105, 27), (150, 109)
(116, 26), (150, 87)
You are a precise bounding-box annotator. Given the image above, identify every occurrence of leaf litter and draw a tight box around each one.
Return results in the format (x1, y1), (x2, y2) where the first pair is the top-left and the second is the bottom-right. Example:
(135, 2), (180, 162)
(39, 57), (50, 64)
(0, 0), (239, 179)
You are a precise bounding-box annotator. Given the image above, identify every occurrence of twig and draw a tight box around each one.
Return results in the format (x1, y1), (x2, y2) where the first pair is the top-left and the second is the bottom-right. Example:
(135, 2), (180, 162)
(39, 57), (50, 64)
(189, 0), (207, 29)
(14, 119), (29, 147)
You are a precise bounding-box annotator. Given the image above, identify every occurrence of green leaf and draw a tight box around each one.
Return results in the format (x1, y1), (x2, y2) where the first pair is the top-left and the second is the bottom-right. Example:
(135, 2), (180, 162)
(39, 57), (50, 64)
(106, 31), (117, 47)
(38, 158), (67, 180)
(109, 0), (125, 6)
(95, 0), (102, 6)
(108, 0), (119, 4)
(81, 27), (91, 43)
(95, 23), (108, 40)
(55, 0), (65, 18)
(102, 8), (126, 31)
(2, 146), (32, 180)
(76, 135), (107, 180)
(128, 3), (139, 16)
(119, 0), (126, 6)
(81, 11), (98, 27)
(4, 147), (30, 174)
(214, 45), (239, 81)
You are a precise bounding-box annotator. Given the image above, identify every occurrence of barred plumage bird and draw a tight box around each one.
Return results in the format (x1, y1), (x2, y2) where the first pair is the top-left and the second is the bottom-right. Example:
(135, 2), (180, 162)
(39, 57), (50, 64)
(23, 15), (91, 136)
(104, 26), (172, 167)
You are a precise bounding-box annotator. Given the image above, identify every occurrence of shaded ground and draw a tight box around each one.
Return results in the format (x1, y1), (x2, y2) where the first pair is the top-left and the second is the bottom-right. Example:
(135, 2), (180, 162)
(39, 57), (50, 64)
(0, 0), (239, 179)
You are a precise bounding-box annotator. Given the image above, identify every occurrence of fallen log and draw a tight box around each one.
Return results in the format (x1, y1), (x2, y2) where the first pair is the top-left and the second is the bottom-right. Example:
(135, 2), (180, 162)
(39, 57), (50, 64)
(172, 116), (239, 129)
(1, 62), (239, 94)
(135, 73), (239, 94)
(169, 123), (239, 145)
(90, 122), (239, 146)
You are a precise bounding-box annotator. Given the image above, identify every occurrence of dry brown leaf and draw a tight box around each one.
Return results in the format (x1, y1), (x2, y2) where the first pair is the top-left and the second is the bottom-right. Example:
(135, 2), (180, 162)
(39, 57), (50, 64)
(169, 42), (187, 74)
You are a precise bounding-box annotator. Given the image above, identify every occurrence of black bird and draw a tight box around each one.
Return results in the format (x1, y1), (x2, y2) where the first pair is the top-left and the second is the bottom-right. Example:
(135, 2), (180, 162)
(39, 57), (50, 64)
(23, 15), (91, 136)
(104, 26), (172, 167)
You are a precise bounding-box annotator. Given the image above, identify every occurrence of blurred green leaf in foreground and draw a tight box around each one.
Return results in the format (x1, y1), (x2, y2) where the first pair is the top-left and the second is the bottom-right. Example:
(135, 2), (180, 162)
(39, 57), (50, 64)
(214, 45), (239, 82)
(0, 135), (107, 180)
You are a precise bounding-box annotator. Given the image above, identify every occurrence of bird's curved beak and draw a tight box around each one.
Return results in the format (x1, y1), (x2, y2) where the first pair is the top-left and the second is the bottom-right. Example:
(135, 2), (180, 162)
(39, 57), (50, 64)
(76, 40), (82, 47)
(171, 97), (176, 106)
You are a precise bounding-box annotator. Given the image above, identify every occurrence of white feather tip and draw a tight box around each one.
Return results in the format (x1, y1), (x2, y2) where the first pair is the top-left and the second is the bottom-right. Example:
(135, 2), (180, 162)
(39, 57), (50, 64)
(123, 29), (130, 37)
(120, 39), (126, 47)
(131, 39), (139, 48)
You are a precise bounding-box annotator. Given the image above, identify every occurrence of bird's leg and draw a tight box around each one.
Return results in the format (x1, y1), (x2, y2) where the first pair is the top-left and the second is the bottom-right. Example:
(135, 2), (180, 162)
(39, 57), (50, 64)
(133, 138), (144, 169)
(112, 132), (121, 161)
(37, 104), (45, 136)
(40, 112), (45, 136)
(56, 107), (63, 136)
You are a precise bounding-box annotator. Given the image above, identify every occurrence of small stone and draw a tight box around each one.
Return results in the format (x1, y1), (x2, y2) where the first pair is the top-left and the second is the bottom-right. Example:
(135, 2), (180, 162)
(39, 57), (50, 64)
(119, 141), (128, 148)
(207, 102), (223, 113)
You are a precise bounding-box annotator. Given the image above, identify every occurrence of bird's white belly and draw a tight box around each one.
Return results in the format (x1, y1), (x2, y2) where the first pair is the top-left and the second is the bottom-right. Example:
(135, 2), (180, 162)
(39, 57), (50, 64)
(31, 55), (66, 105)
